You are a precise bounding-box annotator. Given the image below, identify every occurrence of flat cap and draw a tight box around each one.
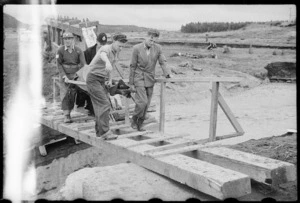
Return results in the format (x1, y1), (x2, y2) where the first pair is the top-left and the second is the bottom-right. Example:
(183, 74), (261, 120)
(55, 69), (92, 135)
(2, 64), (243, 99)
(147, 29), (160, 37)
(97, 33), (107, 44)
(62, 32), (74, 38)
(112, 33), (127, 43)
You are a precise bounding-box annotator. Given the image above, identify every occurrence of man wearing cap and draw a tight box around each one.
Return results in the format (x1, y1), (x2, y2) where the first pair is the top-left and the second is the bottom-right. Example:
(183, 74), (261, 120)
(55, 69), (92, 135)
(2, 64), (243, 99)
(129, 29), (172, 131)
(86, 33), (128, 140)
(56, 31), (86, 123)
(74, 33), (108, 116)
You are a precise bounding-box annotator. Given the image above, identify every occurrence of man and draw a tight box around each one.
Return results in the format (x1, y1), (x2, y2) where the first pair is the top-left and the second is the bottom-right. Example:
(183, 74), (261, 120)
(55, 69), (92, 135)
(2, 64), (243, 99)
(86, 33), (128, 140)
(56, 31), (86, 123)
(129, 29), (172, 131)
(84, 32), (107, 64)
(75, 33), (108, 116)
(207, 42), (217, 50)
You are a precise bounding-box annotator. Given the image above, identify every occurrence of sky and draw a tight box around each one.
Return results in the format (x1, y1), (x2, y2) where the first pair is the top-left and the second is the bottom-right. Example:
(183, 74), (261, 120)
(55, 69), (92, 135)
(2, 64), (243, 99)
(3, 4), (296, 31)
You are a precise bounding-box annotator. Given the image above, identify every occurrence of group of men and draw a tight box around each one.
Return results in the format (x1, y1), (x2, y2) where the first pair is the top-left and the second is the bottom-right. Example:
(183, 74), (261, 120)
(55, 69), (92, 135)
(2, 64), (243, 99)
(56, 29), (172, 140)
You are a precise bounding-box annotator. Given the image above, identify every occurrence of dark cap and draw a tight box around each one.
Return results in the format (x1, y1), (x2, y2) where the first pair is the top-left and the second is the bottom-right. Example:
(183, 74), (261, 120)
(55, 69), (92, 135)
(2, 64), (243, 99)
(112, 33), (127, 43)
(147, 29), (160, 37)
(97, 33), (107, 45)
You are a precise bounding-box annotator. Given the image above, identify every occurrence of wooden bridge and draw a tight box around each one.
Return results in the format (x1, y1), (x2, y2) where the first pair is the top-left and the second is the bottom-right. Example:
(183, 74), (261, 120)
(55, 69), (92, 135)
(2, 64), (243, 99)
(40, 77), (296, 200)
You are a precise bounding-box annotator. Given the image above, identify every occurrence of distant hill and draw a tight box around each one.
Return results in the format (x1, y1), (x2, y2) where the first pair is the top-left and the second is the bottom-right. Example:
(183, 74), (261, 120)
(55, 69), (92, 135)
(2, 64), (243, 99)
(3, 13), (30, 29)
(97, 24), (150, 33)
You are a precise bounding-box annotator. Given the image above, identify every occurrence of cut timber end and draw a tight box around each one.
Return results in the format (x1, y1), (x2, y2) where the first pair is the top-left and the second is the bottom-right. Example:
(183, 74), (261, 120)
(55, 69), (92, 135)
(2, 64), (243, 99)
(157, 154), (251, 199)
(195, 147), (296, 186)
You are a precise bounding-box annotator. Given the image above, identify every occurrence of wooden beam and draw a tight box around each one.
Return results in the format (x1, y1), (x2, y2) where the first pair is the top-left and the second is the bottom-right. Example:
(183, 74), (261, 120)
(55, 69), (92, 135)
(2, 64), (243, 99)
(155, 77), (242, 83)
(143, 139), (210, 155)
(194, 147), (296, 187)
(40, 107), (252, 199)
(124, 97), (130, 125)
(159, 82), (166, 134)
(209, 82), (219, 141)
(115, 130), (153, 139)
(215, 132), (243, 140)
(110, 124), (131, 131)
(125, 133), (189, 148)
(215, 92), (244, 134)
(75, 129), (251, 199)
(67, 80), (86, 85)
(150, 144), (205, 158)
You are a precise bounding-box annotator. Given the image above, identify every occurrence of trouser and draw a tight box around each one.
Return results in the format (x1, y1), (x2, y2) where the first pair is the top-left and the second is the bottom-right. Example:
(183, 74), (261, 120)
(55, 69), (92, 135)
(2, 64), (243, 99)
(132, 86), (154, 124)
(86, 73), (110, 137)
(76, 87), (95, 115)
(59, 73), (77, 116)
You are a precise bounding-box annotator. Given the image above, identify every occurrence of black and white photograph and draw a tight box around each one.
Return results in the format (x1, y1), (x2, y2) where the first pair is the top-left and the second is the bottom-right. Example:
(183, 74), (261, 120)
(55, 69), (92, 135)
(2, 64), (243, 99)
(2, 4), (297, 201)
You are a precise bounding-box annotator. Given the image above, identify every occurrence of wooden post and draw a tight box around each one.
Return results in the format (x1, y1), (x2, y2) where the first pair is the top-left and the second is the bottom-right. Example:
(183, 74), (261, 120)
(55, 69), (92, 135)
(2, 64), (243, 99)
(52, 77), (57, 104)
(124, 97), (130, 125)
(57, 29), (61, 45)
(47, 25), (52, 52)
(52, 27), (55, 42)
(159, 82), (166, 134)
(217, 92), (244, 134)
(209, 82), (219, 141)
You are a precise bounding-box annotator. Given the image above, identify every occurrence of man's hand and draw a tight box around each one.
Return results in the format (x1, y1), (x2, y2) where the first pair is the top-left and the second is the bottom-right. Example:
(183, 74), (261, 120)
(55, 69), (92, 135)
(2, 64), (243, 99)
(129, 85), (136, 93)
(105, 62), (113, 72)
(105, 80), (112, 88)
(63, 75), (70, 83)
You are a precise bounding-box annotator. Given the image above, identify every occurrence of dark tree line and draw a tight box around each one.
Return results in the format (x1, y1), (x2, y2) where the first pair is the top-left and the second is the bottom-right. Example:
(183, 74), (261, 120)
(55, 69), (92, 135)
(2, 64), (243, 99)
(180, 22), (250, 33)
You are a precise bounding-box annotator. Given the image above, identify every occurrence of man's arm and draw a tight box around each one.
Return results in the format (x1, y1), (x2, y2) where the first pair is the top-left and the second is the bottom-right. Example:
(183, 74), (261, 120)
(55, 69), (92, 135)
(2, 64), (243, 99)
(157, 46), (171, 77)
(56, 49), (67, 77)
(77, 48), (86, 69)
(99, 51), (113, 85)
(129, 46), (138, 85)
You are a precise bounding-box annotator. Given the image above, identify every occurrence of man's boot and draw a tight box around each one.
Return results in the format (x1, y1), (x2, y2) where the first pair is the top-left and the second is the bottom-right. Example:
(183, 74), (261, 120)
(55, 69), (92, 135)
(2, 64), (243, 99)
(64, 114), (72, 123)
(136, 117), (146, 131)
(131, 116), (138, 129)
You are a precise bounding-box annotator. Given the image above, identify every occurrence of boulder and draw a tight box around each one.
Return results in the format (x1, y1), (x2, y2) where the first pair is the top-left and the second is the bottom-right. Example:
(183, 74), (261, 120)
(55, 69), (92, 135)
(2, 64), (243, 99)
(264, 62), (296, 79)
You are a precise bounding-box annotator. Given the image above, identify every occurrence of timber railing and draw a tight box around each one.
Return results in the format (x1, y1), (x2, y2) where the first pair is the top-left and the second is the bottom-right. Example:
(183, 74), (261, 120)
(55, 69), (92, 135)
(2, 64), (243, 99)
(52, 76), (244, 142)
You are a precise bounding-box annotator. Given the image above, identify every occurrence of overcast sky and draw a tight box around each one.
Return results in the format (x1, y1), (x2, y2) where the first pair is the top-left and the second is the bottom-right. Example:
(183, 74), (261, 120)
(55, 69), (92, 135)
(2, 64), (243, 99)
(3, 4), (296, 31)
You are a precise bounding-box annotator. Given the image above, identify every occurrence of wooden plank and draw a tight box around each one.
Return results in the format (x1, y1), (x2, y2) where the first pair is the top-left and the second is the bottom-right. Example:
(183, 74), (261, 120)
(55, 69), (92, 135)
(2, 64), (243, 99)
(110, 124), (131, 130)
(113, 102), (156, 114)
(141, 132), (241, 155)
(150, 144), (205, 158)
(156, 155), (251, 199)
(115, 130), (153, 139)
(143, 139), (210, 155)
(77, 122), (95, 131)
(215, 132), (243, 140)
(194, 147), (296, 187)
(159, 82), (166, 134)
(216, 92), (244, 134)
(209, 82), (219, 141)
(125, 133), (189, 148)
(66, 80), (86, 86)
(155, 77), (242, 83)
(124, 97), (130, 125)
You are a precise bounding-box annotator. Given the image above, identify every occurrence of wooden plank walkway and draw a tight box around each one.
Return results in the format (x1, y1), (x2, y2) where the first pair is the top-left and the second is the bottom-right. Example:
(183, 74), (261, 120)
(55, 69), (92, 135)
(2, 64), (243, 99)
(39, 102), (296, 199)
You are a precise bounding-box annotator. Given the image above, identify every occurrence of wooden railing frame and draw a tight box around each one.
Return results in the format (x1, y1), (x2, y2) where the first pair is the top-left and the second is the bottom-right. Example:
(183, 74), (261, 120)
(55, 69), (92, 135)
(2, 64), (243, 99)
(52, 76), (244, 142)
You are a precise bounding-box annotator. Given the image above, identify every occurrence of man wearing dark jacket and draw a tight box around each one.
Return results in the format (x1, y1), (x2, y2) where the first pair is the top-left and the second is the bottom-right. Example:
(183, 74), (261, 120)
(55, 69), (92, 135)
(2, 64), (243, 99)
(84, 33), (108, 64)
(76, 33), (108, 116)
